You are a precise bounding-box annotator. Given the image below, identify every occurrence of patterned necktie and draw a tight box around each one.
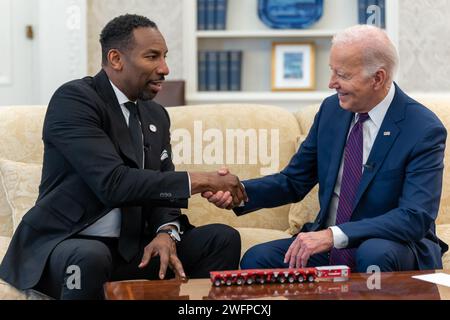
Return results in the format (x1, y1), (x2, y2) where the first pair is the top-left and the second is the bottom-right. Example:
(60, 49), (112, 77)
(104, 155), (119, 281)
(119, 102), (144, 261)
(329, 113), (369, 270)
(124, 101), (143, 169)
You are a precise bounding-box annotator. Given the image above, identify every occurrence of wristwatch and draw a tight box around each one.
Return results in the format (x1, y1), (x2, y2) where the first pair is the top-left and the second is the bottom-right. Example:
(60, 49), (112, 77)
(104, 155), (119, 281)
(157, 228), (181, 242)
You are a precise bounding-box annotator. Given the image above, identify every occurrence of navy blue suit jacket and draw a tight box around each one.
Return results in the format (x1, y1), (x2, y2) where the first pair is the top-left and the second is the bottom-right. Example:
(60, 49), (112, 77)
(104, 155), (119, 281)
(235, 84), (448, 270)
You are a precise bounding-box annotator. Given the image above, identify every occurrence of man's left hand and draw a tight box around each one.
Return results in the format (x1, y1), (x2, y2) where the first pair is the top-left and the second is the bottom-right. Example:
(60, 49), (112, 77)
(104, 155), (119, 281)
(139, 231), (186, 280)
(284, 229), (334, 268)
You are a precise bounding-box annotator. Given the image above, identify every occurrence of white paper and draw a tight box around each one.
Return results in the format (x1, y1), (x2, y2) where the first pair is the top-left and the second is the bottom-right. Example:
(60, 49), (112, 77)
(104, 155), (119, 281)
(412, 273), (450, 287)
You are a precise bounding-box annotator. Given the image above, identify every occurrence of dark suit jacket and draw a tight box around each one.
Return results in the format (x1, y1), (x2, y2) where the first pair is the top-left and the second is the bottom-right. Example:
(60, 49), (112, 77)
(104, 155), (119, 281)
(0, 70), (192, 289)
(235, 84), (448, 270)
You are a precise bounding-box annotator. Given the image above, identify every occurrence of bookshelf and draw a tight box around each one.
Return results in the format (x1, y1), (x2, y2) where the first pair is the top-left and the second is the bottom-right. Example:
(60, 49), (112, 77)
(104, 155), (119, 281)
(182, 0), (399, 111)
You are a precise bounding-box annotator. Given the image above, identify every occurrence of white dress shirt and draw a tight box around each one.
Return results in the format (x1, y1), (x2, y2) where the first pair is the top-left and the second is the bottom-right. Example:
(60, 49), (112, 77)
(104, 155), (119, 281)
(327, 85), (395, 248)
(79, 80), (180, 237)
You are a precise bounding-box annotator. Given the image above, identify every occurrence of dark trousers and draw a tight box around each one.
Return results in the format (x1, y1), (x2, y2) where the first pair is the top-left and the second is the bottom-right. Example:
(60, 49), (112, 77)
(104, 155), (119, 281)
(35, 223), (240, 299)
(240, 236), (417, 272)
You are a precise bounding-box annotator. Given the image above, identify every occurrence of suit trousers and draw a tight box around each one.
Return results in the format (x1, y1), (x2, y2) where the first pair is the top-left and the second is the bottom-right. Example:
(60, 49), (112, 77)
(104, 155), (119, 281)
(34, 223), (240, 299)
(240, 236), (417, 272)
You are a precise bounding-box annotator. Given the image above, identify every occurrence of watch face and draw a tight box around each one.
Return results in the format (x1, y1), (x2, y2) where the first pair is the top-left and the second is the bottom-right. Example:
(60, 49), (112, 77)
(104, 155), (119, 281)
(169, 230), (181, 242)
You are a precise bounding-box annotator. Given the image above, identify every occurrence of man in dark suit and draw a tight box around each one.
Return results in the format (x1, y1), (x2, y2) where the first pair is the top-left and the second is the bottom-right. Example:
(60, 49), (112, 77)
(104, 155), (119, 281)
(204, 25), (448, 272)
(0, 14), (246, 299)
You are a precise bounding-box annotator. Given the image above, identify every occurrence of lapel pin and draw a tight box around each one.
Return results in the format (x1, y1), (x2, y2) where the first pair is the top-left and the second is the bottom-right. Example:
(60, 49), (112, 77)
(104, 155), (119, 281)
(149, 124), (157, 133)
(383, 131), (391, 136)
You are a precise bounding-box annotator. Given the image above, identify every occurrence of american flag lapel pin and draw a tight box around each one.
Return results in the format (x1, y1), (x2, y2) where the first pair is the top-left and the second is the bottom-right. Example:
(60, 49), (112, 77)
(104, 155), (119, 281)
(384, 131), (391, 136)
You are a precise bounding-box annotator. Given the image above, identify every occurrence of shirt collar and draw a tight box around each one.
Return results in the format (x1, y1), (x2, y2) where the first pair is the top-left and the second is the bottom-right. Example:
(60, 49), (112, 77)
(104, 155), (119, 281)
(109, 80), (134, 105)
(356, 84), (396, 128)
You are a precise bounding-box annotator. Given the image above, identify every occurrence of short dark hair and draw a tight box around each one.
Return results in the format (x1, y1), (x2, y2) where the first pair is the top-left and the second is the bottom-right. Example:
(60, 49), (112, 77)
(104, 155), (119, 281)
(100, 14), (158, 65)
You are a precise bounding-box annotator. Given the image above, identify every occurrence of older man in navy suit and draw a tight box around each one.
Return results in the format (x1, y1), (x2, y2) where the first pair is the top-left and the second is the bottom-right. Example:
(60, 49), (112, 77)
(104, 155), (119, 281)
(204, 25), (448, 272)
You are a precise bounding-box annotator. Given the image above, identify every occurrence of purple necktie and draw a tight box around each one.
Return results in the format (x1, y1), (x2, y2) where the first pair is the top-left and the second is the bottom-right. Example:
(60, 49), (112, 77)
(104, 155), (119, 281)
(329, 113), (369, 271)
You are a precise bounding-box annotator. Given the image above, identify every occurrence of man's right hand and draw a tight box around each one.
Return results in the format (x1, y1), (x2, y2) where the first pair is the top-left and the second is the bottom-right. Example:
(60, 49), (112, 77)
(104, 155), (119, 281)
(201, 168), (244, 210)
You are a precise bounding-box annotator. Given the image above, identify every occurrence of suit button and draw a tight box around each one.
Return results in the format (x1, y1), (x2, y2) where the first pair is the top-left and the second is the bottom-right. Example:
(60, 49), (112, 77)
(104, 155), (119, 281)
(160, 192), (172, 198)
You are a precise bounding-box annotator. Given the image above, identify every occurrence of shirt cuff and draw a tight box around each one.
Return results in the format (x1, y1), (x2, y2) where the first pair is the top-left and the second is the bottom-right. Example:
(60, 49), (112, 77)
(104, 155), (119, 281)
(187, 172), (192, 196)
(329, 226), (349, 249)
(238, 182), (246, 207)
(157, 220), (182, 234)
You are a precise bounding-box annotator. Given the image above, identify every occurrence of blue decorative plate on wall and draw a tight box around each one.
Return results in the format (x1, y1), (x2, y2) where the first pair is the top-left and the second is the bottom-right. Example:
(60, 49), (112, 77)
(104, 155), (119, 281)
(258, 0), (324, 29)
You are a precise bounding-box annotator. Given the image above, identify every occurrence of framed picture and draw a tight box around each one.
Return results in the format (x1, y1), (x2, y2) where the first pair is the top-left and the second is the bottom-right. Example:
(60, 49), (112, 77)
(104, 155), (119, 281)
(271, 42), (315, 91)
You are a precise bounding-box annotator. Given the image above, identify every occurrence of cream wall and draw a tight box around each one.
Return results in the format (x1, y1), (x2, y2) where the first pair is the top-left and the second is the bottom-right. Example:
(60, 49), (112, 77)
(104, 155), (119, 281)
(87, 0), (450, 92)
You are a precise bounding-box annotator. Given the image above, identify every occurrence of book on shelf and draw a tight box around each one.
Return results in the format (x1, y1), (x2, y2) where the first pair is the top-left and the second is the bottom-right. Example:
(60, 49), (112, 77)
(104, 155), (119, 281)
(358, 0), (367, 24)
(206, 51), (219, 91)
(218, 51), (229, 91)
(197, 0), (207, 30)
(197, 50), (243, 92)
(373, 0), (386, 28)
(198, 51), (208, 91)
(206, 0), (216, 30)
(197, 0), (228, 30)
(358, 0), (385, 28)
(215, 0), (227, 30)
(229, 51), (242, 91)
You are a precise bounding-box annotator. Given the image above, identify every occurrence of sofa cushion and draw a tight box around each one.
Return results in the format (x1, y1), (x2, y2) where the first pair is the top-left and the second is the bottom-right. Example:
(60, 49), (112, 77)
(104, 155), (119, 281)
(294, 104), (320, 136)
(235, 227), (291, 259)
(0, 280), (52, 300)
(412, 98), (450, 225)
(0, 106), (46, 163)
(0, 235), (27, 299)
(0, 159), (41, 232)
(436, 224), (450, 269)
(168, 104), (302, 231)
(181, 195), (292, 231)
(0, 105), (46, 238)
(287, 185), (320, 235)
(0, 172), (13, 238)
(286, 136), (320, 235)
(0, 235), (10, 263)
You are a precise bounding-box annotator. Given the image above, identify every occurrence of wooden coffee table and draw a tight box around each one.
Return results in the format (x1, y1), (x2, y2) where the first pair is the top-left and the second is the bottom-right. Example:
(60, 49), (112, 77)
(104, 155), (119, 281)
(104, 270), (450, 300)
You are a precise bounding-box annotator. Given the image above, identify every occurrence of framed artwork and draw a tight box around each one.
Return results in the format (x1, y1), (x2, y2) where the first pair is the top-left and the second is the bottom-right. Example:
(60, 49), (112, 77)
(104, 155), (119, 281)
(271, 42), (315, 91)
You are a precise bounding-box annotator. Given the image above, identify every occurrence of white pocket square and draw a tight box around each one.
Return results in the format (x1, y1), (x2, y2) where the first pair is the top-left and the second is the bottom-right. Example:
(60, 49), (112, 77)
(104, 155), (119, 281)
(160, 150), (169, 161)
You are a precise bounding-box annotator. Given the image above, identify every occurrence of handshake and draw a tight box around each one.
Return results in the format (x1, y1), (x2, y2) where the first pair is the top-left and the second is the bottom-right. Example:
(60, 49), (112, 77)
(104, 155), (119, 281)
(190, 168), (247, 210)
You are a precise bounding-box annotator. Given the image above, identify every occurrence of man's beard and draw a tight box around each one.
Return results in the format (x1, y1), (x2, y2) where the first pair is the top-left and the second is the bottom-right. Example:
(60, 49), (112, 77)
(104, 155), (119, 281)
(137, 89), (156, 101)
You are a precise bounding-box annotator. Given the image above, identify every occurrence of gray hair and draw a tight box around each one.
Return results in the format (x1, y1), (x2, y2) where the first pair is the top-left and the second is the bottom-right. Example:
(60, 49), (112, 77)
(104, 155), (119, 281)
(332, 25), (399, 81)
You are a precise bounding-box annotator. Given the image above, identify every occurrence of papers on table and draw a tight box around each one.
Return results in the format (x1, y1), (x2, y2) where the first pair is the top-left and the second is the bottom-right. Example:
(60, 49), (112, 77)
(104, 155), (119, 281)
(412, 273), (450, 288)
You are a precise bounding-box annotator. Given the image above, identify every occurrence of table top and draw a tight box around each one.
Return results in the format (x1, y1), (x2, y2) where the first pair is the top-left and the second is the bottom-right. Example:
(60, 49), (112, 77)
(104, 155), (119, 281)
(104, 270), (450, 300)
